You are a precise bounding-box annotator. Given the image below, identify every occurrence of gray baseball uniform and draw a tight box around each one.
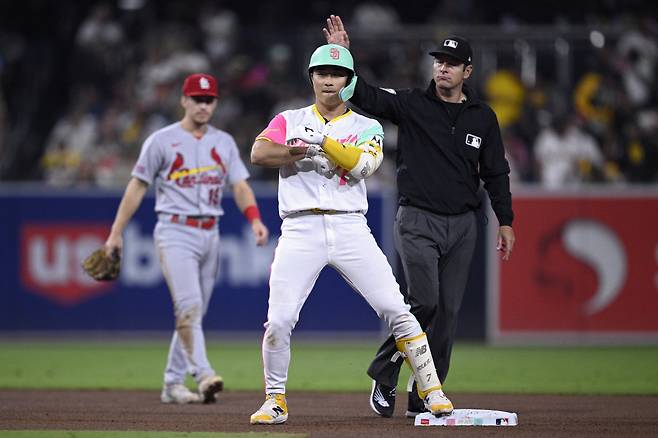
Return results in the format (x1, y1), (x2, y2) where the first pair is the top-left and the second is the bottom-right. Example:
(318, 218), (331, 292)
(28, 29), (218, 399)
(132, 121), (249, 386)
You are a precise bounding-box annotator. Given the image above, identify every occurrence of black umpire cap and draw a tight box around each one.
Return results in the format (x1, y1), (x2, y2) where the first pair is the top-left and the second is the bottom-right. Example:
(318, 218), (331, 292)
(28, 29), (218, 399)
(429, 36), (473, 65)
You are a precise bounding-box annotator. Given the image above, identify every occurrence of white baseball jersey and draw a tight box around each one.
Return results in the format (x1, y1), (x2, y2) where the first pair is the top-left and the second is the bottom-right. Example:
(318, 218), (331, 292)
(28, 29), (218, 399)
(133, 122), (250, 216)
(257, 104), (384, 218)
(255, 104), (430, 396)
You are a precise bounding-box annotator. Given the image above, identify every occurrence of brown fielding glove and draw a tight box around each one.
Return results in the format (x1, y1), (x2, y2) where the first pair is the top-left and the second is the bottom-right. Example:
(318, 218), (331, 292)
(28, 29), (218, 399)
(82, 248), (121, 281)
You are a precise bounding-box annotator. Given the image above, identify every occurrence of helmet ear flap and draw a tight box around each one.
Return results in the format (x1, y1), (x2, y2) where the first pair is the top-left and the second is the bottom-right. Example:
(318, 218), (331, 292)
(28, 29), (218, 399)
(346, 72), (354, 87)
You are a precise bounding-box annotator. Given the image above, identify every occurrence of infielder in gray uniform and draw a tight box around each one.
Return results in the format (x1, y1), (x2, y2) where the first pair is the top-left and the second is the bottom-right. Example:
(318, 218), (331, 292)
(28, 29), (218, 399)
(104, 73), (269, 404)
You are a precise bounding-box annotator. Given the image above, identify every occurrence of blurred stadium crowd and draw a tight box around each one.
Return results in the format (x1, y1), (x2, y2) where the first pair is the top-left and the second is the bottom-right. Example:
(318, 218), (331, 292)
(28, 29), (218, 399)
(1, 0), (657, 188)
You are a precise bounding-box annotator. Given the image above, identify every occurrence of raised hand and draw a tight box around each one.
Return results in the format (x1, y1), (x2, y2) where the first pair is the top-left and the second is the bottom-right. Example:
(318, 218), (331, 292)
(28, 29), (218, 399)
(323, 15), (350, 49)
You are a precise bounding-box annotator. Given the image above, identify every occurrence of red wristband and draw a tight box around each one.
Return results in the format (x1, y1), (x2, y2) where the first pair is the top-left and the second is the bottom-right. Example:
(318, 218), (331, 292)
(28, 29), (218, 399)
(243, 205), (261, 223)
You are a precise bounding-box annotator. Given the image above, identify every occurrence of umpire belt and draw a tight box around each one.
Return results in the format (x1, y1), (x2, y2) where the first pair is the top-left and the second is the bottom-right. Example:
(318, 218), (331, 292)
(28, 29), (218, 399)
(160, 214), (217, 229)
(287, 208), (363, 218)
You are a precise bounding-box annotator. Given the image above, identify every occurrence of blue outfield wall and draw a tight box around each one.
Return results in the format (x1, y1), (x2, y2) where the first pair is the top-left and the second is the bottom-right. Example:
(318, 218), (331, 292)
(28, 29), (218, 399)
(0, 184), (486, 336)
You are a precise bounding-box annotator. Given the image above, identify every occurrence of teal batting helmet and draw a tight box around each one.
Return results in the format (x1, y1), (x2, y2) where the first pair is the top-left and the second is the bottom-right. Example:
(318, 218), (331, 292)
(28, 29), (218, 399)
(308, 44), (354, 73)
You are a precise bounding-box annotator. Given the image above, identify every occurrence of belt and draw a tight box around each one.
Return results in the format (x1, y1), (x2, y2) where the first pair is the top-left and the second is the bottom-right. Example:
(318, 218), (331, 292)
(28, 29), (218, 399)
(288, 208), (362, 218)
(169, 214), (217, 229)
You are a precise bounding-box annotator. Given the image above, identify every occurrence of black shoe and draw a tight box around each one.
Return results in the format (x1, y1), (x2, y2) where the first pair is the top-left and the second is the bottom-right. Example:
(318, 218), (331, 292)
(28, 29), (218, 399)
(369, 380), (396, 417)
(405, 381), (429, 418)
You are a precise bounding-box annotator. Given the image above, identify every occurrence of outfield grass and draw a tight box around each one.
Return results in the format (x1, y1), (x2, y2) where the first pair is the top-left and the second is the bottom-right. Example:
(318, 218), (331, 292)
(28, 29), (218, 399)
(1, 340), (657, 395)
(0, 432), (304, 438)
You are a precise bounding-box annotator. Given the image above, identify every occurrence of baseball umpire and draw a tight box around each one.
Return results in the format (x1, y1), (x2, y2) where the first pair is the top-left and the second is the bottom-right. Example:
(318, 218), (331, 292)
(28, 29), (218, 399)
(103, 73), (269, 404)
(324, 16), (515, 417)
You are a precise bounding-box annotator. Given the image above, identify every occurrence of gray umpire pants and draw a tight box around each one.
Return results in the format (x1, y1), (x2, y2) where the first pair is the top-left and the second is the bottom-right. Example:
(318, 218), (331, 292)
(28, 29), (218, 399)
(367, 205), (478, 387)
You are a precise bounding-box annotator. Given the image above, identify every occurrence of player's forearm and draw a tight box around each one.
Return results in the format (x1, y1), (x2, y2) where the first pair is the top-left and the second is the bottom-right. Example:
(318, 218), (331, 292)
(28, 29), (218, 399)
(251, 139), (306, 167)
(232, 180), (257, 211)
(110, 177), (148, 236)
(321, 137), (361, 170)
(232, 180), (263, 225)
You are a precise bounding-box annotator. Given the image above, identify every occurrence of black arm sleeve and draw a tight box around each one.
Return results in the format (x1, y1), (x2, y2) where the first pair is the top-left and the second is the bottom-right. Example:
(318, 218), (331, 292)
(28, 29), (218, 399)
(480, 111), (514, 226)
(350, 76), (407, 124)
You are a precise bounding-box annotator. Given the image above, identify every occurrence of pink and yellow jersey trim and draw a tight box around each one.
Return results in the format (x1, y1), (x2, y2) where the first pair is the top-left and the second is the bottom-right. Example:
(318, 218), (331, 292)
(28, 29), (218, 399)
(256, 113), (287, 144)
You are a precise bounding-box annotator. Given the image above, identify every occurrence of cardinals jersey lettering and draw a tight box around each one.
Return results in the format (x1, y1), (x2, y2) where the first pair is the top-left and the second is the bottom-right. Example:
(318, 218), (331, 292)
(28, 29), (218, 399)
(133, 122), (249, 216)
(257, 105), (384, 218)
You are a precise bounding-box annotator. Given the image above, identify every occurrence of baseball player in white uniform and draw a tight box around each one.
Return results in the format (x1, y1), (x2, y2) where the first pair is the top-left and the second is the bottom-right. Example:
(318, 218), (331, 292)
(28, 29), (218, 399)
(248, 44), (453, 424)
(104, 73), (269, 404)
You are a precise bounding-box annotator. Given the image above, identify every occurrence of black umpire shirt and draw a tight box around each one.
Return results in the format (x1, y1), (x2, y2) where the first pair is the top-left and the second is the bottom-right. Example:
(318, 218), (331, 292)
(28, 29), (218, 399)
(351, 78), (514, 226)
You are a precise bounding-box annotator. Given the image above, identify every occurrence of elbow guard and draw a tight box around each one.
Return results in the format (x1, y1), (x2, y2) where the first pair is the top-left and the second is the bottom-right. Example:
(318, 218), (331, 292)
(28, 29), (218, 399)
(348, 141), (383, 179)
(348, 150), (378, 179)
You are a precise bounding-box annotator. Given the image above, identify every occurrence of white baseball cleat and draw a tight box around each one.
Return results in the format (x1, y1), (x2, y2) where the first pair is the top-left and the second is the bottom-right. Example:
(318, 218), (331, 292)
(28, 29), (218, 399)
(161, 384), (201, 404)
(250, 393), (288, 424)
(424, 389), (454, 416)
(198, 375), (224, 404)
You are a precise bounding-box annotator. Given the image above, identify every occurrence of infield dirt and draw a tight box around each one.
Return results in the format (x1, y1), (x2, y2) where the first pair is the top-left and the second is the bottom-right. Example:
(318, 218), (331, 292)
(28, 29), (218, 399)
(1, 390), (657, 437)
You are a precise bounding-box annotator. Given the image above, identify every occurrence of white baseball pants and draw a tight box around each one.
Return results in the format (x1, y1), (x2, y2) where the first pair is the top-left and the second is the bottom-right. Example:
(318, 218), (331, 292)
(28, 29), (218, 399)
(262, 213), (422, 394)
